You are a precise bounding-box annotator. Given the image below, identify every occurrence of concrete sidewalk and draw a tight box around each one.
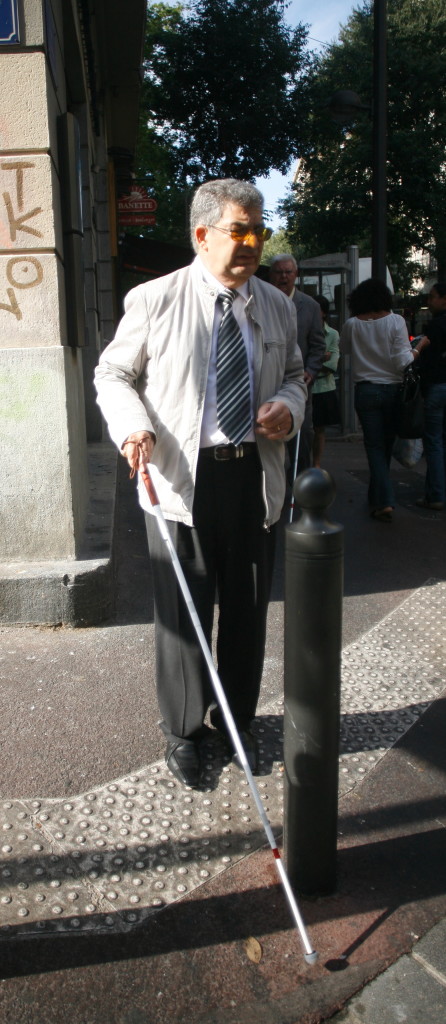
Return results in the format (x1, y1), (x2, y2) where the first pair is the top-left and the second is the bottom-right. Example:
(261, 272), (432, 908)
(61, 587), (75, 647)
(0, 438), (445, 1023)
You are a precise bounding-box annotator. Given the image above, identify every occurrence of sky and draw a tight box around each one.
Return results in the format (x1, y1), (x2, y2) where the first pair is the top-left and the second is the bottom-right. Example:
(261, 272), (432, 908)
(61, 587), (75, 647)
(256, 1), (359, 227)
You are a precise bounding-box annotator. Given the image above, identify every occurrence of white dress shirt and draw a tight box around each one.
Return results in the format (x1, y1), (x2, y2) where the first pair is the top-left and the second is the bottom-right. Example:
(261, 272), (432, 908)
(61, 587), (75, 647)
(199, 264), (255, 446)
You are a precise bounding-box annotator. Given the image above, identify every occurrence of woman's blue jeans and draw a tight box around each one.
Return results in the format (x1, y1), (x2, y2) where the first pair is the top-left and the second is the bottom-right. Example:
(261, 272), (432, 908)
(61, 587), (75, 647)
(423, 382), (446, 503)
(355, 381), (400, 509)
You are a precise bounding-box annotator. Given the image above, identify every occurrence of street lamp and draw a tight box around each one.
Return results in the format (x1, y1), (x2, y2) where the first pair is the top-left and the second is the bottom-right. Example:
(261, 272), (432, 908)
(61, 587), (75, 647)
(328, 90), (369, 123)
(371, 0), (387, 283)
(329, 0), (388, 284)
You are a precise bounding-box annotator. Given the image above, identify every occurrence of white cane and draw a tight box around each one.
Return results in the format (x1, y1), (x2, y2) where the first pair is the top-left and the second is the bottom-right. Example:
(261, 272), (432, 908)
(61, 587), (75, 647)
(288, 429), (301, 523)
(139, 456), (317, 965)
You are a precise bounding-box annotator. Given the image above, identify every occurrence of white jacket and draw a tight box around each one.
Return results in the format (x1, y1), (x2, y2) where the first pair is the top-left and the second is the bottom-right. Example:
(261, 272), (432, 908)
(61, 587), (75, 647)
(95, 258), (307, 527)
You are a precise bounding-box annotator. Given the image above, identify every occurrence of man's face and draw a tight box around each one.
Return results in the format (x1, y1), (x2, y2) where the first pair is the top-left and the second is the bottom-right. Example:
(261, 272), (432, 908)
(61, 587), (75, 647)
(269, 260), (296, 297)
(195, 203), (265, 287)
(428, 287), (446, 314)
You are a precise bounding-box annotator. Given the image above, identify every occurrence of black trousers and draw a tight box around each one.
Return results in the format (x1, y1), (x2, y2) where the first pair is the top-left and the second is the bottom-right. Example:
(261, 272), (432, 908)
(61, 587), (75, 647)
(145, 451), (276, 744)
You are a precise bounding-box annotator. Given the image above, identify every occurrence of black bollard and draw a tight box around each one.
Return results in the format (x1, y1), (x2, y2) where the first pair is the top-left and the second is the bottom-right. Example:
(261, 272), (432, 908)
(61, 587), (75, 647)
(283, 468), (343, 896)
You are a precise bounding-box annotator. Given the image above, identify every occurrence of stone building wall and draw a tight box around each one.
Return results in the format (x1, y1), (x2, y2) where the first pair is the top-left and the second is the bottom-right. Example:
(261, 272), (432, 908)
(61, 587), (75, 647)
(0, 0), (145, 619)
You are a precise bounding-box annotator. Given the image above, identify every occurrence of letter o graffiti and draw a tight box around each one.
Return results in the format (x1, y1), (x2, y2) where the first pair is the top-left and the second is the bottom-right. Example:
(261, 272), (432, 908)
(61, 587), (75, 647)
(6, 256), (44, 289)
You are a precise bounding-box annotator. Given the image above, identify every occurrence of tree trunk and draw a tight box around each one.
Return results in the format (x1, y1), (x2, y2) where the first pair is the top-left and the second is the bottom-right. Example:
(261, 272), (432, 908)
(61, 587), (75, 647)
(434, 224), (446, 282)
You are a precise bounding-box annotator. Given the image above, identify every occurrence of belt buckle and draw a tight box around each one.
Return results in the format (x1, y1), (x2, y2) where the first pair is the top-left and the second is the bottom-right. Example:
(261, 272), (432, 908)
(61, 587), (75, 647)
(214, 445), (233, 461)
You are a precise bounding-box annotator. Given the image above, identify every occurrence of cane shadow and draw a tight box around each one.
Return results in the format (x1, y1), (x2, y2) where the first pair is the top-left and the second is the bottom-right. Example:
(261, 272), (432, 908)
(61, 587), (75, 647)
(326, 822), (446, 968)
(324, 903), (398, 972)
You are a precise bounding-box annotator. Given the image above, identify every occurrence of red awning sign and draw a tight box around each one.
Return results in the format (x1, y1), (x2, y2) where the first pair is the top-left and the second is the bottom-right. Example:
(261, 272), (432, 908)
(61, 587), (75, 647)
(118, 186), (157, 213)
(118, 213), (157, 226)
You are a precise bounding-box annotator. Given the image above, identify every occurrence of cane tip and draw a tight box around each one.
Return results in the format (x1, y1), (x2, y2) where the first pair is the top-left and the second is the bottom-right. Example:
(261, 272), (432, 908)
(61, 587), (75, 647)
(304, 950), (318, 966)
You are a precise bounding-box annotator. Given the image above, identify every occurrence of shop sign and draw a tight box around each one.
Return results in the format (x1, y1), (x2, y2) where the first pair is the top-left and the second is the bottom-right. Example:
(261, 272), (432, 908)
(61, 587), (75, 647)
(0, 0), (20, 43)
(118, 186), (157, 212)
(118, 187), (157, 225)
(118, 213), (157, 227)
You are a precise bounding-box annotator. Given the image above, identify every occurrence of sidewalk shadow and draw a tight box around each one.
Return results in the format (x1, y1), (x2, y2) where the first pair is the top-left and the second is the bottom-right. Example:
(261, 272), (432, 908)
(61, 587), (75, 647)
(1, 824), (445, 980)
(112, 460), (154, 626)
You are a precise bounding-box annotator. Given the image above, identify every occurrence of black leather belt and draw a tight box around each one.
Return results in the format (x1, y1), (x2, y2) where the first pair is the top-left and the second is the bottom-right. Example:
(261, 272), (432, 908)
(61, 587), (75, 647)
(200, 443), (257, 461)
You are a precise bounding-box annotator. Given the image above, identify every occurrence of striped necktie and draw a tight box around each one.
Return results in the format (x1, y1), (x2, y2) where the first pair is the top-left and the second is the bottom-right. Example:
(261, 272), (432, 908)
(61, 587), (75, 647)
(216, 288), (252, 446)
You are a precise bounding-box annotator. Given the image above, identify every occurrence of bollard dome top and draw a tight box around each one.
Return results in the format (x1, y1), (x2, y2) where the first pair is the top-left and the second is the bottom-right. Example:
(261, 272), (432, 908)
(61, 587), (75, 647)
(294, 468), (335, 510)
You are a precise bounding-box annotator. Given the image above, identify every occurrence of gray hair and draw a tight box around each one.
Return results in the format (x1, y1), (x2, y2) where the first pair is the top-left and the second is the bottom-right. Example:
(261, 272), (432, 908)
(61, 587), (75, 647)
(269, 253), (297, 270)
(190, 179), (264, 252)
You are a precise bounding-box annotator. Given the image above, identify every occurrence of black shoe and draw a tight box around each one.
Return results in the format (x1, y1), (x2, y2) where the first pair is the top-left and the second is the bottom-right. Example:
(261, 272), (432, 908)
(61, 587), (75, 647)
(232, 730), (259, 774)
(165, 739), (200, 788)
(415, 497), (444, 510)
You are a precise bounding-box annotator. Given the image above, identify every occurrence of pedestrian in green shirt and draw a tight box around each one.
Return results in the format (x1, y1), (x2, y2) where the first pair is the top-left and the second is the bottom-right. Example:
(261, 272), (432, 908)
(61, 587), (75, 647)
(312, 295), (340, 467)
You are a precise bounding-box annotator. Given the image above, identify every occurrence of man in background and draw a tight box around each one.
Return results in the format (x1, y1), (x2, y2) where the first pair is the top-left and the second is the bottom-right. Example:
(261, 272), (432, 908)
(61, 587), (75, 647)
(269, 254), (325, 476)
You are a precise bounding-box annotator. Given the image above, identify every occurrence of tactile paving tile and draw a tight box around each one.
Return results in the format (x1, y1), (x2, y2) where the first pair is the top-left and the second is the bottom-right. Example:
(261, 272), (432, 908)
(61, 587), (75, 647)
(1, 728), (284, 938)
(338, 578), (446, 787)
(1, 579), (445, 939)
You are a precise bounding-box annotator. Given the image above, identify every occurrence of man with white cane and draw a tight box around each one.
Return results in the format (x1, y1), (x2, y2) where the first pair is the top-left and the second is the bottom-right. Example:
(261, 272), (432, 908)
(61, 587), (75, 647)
(95, 179), (306, 788)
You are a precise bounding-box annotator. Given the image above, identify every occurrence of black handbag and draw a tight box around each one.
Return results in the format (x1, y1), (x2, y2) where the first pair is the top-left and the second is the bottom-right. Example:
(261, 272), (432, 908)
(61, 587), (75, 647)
(395, 364), (424, 439)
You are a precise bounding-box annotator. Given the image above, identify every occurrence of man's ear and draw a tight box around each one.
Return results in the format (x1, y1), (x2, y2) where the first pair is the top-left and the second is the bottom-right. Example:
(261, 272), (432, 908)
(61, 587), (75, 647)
(195, 225), (208, 249)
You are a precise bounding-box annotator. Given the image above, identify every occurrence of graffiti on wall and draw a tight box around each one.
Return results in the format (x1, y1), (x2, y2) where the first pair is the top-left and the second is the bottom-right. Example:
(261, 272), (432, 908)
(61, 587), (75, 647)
(0, 161), (44, 321)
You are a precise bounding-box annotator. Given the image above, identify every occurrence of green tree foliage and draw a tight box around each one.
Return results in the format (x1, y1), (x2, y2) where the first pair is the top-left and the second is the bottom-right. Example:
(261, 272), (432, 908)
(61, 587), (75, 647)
(281, 0), (446, 290)
(261, 227), (304, 264)
(140, 0), (314, 190)
(133, 4), (193, 245)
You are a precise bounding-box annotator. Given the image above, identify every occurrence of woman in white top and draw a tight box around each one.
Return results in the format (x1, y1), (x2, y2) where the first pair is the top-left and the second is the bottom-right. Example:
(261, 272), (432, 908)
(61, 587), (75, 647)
(340, 279), (428, 521)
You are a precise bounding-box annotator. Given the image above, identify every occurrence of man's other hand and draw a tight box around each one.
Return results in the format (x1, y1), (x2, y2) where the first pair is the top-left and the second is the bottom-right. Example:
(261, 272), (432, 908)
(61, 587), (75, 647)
(255, 401), (293, 440)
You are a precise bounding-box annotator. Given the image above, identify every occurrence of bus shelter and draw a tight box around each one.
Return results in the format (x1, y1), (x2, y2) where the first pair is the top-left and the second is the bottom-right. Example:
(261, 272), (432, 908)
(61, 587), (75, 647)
(298, 247), (359, 435)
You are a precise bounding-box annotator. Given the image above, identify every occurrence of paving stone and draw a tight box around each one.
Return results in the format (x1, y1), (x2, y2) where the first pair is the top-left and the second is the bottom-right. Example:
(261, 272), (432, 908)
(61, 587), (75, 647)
(332, 954), (446, 1023)
(412, 917), (446, 980)
(1, 579), (445, 941)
